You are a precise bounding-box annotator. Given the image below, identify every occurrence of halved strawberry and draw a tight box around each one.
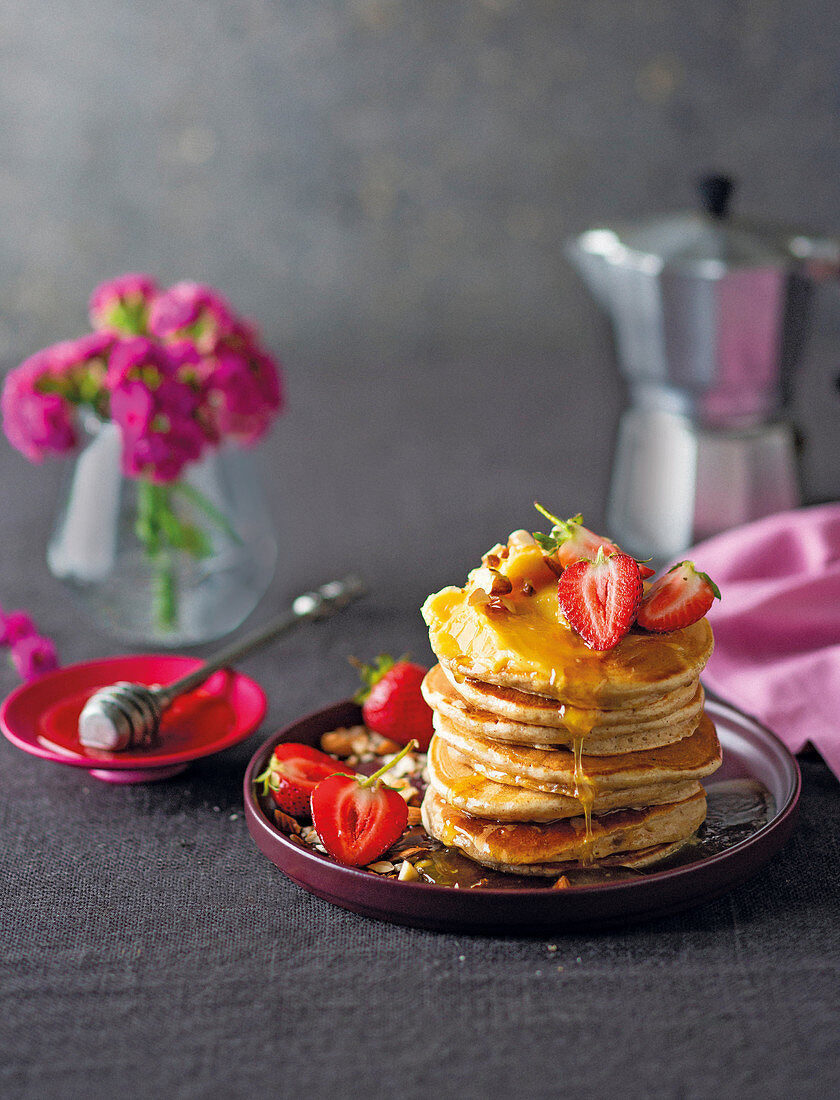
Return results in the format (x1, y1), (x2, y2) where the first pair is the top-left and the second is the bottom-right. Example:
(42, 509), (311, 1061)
(255, 743), (354, 818)
(310, 741), (416, 866)
(636, 561), (720, 633)
(557, 549), (642, 650)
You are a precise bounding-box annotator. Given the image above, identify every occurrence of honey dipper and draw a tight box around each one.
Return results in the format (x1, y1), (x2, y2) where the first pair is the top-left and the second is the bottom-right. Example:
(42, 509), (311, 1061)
(77, 575), (366, 751)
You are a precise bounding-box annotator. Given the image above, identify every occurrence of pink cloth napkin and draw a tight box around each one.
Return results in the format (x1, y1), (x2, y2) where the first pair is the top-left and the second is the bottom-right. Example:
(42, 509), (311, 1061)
(686, 503), (840, 778)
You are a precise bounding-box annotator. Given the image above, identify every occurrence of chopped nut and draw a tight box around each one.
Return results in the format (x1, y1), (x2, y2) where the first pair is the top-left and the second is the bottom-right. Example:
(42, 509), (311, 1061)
(367, 860), (395, 874)
(468, 587), (491, 610)
(372, 735), (402, 755)
(481, 542), (508, 566)
(508, 528), (537, 547)
(407, 806), (423, 826)
(352, 732), (374, 755)
(321, 726), (367, 756)
(398, 861), (421, 882)
(392, 844), (430, 860)
(273, 809), (302, 836)
(471, 565), (513, 597)
(552, 875), (572, 890)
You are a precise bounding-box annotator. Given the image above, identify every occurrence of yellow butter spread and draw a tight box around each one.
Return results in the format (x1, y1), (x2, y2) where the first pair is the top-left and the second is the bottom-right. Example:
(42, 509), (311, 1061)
(420, 539), (711, 709)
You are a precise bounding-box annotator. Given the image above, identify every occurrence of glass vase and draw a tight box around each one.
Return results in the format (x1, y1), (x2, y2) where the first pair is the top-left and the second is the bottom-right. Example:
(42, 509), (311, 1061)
(47, 420), (278, 646)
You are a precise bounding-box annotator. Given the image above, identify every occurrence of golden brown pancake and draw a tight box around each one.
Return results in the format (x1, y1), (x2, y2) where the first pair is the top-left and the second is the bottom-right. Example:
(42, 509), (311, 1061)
(427, 735), (703, 821)
(421, 787), (708, 874)
(432, 711), (722, 794)
(419, 531), (721, 874)
(421, 551), (714, 707)
(423, 663), (704, 752)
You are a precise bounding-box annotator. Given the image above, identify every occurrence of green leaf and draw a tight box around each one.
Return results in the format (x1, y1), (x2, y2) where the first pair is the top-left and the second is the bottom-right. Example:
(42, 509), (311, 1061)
(532, 503), (583, 556)
(351, 653), (397, 704)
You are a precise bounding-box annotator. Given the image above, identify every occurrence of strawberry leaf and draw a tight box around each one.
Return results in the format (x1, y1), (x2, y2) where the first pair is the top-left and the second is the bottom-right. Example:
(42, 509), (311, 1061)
(351, 653), (399, 704)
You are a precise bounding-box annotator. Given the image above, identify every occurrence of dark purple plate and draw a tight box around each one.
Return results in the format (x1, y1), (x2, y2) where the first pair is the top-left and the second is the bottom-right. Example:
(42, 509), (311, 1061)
(243, 695), (800, 933)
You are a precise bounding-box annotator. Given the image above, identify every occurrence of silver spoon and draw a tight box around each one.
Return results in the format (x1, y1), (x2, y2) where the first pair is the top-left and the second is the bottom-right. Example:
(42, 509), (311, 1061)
(77, 575), (366, 751)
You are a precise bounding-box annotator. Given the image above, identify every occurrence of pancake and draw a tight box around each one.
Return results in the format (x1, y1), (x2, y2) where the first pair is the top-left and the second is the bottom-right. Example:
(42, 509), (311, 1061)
(419, 527), (721, 875)
(421, 787), (707, 874)
(427, 735), (703, 821)
(432, 710), (722, 795)
(433, 661), (701, 731)
(423, 663), (704, 752)
(421, 542), (714, 707)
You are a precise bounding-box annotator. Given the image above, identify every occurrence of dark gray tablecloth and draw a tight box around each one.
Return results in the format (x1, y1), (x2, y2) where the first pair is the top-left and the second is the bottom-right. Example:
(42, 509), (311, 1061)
(4, 1), (840, 1092)
(1, 581), (839, 1099)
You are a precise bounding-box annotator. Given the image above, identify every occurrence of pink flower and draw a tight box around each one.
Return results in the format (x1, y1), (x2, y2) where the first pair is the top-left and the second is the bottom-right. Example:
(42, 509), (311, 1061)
(0, 610), (36, 645)
(106, 337), (207, 482)
(2, 334), (118, 463)
(47, 332), (115, 375)
(197, 330), (284, 446)
(148, 281), (236, 352)
(2, 351), (79, 462)
(105, 335), (174, 391)
(89, 274), (159, 335)
(10, 634), (58, 681)
(109, 381), (154, 441)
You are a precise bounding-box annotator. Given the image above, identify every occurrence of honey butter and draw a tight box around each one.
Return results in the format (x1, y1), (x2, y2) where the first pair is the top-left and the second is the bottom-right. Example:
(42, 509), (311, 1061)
(420, 535), (713, 709)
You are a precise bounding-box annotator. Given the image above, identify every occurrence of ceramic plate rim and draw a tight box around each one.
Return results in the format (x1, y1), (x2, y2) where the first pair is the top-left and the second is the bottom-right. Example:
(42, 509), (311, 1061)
(1, 654), (267, 770)
(243, 694), (801, 931)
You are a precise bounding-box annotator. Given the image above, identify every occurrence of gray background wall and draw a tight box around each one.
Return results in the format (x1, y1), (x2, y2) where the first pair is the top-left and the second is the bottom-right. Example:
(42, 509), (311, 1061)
(2, 0), (839, 615)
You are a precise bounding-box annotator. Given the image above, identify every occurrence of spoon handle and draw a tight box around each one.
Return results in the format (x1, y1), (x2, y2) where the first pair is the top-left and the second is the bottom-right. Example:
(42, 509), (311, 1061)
(154, 575), (366, 707)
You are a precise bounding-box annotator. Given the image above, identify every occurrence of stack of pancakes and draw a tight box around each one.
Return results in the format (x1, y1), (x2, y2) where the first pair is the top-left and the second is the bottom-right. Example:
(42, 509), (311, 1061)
(419, 534), (722, 875)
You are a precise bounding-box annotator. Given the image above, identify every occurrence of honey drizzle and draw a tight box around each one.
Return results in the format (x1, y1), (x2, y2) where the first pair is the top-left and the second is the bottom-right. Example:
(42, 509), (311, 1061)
(558, 702), (597, 863)
(421, 538), (710, 870)
(572, 736), (595, 864)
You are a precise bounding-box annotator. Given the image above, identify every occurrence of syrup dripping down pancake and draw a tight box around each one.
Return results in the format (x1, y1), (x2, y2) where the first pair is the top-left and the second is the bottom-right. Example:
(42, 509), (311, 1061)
(432, 711), (722, 795)
(421, 787), (708, 875)
(423, 663), (704, 753)
(427, 735), (703, 822)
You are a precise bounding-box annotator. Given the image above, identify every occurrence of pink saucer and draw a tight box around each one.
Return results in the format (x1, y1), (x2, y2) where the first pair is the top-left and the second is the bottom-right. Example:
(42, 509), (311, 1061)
(1, 655), (267, 783)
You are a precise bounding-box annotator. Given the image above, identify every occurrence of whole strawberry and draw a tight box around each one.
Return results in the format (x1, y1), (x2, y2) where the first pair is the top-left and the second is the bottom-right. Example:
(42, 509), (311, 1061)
(353, 654), (433, 751)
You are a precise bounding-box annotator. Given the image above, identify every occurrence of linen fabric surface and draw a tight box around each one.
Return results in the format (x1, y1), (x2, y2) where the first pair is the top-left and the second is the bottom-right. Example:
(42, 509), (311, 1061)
(1, 592), (839, 1100)
(689, 503), (840, 778)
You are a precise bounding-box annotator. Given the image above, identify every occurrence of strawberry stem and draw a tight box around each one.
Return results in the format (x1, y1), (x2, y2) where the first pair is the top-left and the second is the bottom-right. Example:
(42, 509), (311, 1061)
(357, 740), (419, 789)
(533, 500), (563, 527)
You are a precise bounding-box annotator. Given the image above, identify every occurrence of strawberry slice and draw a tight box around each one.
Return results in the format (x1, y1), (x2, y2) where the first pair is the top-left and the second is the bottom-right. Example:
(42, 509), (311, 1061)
(310, 741), (416, 867)
(636, 561), (721, 633)
(255, 743), (354, 818)
(557, 548), (642, 650)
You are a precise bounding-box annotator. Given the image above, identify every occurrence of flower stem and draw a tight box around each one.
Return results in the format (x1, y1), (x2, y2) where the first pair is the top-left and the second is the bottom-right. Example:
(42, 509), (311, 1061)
(153, 550), (177, 630)
(135, 479), (180, 633)
(134, 474), (238, 634)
